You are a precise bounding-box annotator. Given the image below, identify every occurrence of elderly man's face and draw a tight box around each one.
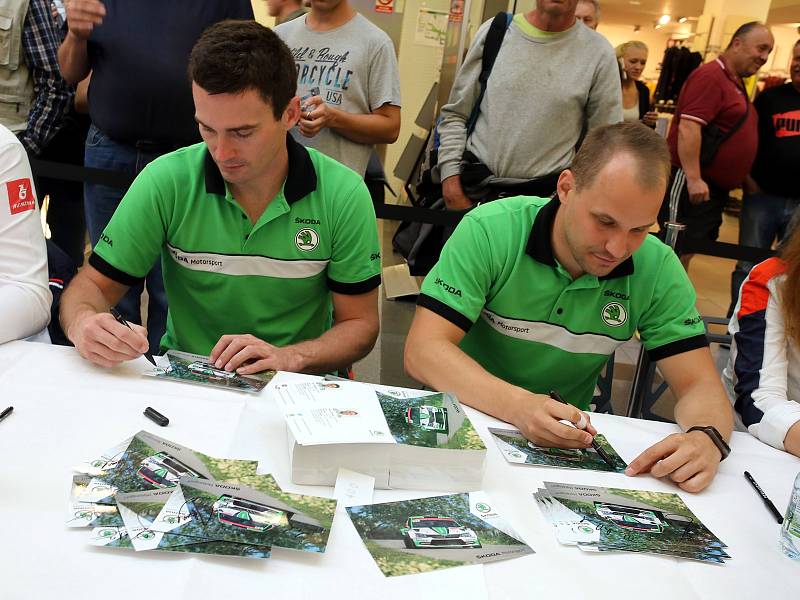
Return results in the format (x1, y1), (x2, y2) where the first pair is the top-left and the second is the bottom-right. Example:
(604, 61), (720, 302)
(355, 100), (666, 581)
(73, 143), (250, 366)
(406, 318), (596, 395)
(575, 0), (598, 29)
(730, 27), (774, 78)
(536, 0), (579, 18)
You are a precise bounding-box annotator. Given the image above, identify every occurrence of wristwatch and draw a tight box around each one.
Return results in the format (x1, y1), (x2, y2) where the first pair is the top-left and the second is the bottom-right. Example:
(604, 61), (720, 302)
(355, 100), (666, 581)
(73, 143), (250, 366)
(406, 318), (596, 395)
(687, 426), (730, 461)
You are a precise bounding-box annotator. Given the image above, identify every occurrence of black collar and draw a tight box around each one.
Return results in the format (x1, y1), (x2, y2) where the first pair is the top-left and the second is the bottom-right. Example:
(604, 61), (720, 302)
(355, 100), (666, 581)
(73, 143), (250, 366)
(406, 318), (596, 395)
(525, 196), (634, 280)
(204, 133), (318, 204)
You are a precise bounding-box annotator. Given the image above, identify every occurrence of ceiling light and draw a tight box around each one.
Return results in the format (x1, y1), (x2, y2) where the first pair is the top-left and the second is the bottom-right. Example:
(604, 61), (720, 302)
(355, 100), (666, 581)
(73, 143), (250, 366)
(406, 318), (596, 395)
(678, 16), (687, 23)
(658, 14), (671, 25)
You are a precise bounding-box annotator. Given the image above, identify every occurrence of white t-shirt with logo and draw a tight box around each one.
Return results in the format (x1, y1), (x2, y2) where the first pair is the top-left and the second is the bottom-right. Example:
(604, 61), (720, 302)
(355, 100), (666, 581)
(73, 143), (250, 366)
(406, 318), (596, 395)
(0, 124), (51, 343)
(276, 13), (401, 175)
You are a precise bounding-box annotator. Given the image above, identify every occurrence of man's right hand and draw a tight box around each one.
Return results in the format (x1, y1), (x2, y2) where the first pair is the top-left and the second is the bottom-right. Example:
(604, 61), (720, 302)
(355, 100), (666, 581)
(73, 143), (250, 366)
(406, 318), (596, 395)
(686, 175), (710, 204)
(69, 312), (149, 368)
(442, 175), (473, 211)
(508, 390), (597, 448)
(65, 0), (106, 41)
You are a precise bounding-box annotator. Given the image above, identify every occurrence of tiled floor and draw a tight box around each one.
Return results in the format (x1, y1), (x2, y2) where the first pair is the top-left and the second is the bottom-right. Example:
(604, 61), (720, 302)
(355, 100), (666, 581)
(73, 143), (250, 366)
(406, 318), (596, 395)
(356, 213), (743, 421)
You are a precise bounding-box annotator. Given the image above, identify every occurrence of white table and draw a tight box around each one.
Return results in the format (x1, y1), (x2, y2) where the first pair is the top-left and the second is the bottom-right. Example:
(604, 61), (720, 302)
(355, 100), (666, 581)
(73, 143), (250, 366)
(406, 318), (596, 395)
(1, 341), (798, 600)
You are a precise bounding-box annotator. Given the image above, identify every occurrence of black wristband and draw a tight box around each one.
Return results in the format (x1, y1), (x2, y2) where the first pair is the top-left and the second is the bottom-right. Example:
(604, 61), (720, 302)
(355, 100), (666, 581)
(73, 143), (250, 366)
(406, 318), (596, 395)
(687, 425), (730, 461)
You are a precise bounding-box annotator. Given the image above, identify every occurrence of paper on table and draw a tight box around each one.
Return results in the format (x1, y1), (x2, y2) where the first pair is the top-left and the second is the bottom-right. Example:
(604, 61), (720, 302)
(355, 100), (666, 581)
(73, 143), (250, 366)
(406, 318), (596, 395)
(334, 468), (375, 507)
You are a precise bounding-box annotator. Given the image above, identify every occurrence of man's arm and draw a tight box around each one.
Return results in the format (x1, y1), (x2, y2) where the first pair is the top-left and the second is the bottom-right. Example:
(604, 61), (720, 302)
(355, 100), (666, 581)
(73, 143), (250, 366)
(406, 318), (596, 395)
(0, 141), (50, 343)
(57, 0), (105, 84)
(60, 265), (149, 367)
(298, 102), (400, 145)
(18, 0), (72, 155)
(626, 347), (733, 492)
(209, 288), (379, 375)
(404, 306), (595, 448)
(584, 44), (623, 129)
(676, 119), (710, 203)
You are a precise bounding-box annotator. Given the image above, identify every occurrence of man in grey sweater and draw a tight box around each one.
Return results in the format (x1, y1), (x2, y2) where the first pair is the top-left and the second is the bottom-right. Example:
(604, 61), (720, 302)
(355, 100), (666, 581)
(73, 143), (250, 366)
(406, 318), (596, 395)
(438, 0), (622, 209)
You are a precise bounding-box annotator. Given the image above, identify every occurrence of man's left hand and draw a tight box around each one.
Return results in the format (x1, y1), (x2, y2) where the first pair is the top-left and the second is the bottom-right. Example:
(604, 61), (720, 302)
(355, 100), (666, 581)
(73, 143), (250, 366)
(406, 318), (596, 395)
(209, 334), (297, 375)
(624, 430), (722, 492)
(299, 96), (335, 137)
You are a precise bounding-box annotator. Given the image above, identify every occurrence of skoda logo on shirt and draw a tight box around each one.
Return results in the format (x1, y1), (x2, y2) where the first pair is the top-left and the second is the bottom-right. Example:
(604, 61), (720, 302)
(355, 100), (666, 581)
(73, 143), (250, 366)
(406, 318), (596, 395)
(295, 228), (319, 252)
(601, 302), (627, 327)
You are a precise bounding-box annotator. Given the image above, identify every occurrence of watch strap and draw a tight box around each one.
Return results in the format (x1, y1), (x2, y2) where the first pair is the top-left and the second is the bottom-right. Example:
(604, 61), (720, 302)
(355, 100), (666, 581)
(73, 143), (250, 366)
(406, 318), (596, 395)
(687, 425), (730, 461)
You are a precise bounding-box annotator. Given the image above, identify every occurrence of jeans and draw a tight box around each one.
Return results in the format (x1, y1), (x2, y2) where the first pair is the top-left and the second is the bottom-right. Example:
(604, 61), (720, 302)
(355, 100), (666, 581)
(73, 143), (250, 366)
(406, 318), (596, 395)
(729, 191), (800, 314)
(83, 124), (168, 352)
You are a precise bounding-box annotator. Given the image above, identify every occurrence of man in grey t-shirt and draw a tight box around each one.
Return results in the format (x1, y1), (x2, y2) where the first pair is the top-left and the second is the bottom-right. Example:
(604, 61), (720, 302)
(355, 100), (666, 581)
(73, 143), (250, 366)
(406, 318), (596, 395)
(275, 0), (401, 175)
(438, 0), (621, 209)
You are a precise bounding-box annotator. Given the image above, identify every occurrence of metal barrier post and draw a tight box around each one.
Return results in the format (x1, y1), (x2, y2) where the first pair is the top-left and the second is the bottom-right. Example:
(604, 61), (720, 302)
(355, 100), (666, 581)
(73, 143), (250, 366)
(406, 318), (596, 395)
(626, 221), (685, 418)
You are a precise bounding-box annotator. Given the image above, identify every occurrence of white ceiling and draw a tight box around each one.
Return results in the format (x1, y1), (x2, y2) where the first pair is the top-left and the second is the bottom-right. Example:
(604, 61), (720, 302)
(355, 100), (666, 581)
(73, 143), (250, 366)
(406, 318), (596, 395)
(598, 0), (800, 27)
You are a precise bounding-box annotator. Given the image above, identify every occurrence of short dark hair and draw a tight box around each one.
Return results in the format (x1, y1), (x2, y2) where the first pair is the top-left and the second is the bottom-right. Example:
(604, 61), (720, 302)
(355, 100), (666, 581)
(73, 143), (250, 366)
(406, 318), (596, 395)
(570, 122), (671, 192)
(726, 21), (765, 50)
(189, 20), (297, 119)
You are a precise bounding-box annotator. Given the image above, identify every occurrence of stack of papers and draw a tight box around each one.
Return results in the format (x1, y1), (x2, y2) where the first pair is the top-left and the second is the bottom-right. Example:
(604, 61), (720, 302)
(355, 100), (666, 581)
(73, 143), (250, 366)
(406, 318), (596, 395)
(274, 380), (487, 490)
(489, 427), (627, 472)
(345, 491), (534, 577)
(534, 482), (730, 564)
(144, 350), (275, 394)
(68, 431), (336, 559)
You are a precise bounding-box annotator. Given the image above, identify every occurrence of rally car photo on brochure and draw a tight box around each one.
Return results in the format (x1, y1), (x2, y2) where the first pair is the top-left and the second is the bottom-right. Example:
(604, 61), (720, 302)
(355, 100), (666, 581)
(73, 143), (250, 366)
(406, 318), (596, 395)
(212, 495), (288, 533)
(594, 502), (667, 534)
(401, 516), (481, 549)
(136, 452), (204, 489)
(404, 405), (448, 433)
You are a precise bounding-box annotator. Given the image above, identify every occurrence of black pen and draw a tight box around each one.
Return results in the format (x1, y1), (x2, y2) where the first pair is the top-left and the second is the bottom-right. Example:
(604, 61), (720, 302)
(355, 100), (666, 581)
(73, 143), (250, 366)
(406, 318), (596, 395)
(0, 406), (12, 423)
(549, 390), (618, 470)
(744, 471), (784, 524)
(109, 307), (157, 366)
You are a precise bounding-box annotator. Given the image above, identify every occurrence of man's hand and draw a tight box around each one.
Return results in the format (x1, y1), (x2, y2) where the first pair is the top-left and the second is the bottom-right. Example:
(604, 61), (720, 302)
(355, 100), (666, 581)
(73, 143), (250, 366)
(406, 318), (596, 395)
(69, 312), (149, 368)
(641, 111), (659, 128)
(65, 0), (106, 41)
(209, 334), (298, 375)
(784, 420), (800, 458)
(686, 175), (710, 204)
(442, 175), (473, 211)
(298, 96), (335, 138)
(625, 430), (722, 492)
(508, 391), (597, 449)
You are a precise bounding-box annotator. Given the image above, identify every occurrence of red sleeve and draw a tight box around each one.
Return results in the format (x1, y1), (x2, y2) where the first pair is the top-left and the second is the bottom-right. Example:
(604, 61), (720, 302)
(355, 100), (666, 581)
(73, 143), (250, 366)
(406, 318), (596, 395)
(678, 66), (724, 126)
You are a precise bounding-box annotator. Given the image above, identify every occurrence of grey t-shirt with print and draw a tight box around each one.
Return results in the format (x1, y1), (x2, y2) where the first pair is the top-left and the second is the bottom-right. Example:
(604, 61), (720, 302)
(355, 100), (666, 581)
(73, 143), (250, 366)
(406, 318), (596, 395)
(276, 13), (401, 176)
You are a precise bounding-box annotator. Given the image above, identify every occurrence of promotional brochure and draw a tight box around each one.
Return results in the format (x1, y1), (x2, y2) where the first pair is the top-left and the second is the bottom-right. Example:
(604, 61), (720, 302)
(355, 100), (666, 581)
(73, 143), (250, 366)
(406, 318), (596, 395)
(489, 427), (628, 473)
(143, 350), (274, 394)
(274, 380), (487, 490)
(534, 482), (730, 564)
(346, 491), (534, 577)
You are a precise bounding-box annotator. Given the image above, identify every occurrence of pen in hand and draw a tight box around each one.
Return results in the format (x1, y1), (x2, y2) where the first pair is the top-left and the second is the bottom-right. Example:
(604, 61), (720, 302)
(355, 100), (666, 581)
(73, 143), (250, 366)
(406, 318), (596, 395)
(109, 307), (157, 367)
(549, 390), (618, 470)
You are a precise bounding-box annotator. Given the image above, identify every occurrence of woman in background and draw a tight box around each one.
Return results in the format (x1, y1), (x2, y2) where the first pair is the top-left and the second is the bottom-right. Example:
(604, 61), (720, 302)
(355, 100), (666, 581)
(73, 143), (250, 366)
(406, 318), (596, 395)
(727, 223), (800, 457)
(617, 41), (658, 127)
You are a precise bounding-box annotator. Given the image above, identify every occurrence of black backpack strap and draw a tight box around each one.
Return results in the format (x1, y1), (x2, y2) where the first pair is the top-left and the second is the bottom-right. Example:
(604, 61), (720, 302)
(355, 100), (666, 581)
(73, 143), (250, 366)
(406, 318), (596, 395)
(465, 12), (512, 137)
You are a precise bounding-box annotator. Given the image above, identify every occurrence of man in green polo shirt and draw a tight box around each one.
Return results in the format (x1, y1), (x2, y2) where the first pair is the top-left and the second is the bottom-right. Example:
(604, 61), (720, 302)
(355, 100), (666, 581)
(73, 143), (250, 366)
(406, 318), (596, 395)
(405, 123), (733, 492)
(60, 21), (381, 375)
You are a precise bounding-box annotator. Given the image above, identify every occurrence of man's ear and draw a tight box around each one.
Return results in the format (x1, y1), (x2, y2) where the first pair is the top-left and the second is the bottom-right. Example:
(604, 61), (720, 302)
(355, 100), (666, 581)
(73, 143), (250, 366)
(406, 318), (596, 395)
(283, 96), (301, 130)
(557, 169), (575, 205)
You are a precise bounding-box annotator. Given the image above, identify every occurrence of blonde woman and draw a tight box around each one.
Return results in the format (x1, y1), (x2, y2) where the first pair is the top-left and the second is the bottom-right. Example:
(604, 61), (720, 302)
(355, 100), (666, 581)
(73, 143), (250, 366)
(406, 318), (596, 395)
(616, 41), (658, 127)
(727, 223), (800, 457)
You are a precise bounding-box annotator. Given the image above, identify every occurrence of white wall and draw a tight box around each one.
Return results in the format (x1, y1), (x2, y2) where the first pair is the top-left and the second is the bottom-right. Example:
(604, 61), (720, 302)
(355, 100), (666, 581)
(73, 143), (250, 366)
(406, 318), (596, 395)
(770, 24), (799, 76)
(597, 24), (676, 82)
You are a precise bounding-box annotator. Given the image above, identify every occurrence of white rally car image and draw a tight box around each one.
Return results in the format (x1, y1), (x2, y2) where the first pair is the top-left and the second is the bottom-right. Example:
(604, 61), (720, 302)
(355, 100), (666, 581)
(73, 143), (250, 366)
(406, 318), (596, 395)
(212, 495), (288, 532)
(404, 405), (449, 433)
(401, 515), (482, 549)
(594, 502), (666, 533)
(136, 452), (204, 489)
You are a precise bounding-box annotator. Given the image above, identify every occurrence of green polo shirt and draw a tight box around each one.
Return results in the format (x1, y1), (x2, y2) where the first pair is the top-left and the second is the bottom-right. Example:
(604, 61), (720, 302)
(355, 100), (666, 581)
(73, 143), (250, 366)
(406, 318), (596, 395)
(90, 135), (381, 355)
(418, 196), (707, 410)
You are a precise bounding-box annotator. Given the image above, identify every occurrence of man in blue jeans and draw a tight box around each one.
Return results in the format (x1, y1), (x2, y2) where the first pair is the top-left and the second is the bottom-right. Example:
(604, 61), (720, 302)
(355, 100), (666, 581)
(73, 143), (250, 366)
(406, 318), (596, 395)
(730, 39), (800, 313)
(56, 0), (253, 351)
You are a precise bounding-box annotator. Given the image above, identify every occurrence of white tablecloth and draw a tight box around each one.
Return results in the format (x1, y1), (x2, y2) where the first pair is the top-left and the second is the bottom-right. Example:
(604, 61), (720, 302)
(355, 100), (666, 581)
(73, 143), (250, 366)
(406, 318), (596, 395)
(0, 341), (798, 599)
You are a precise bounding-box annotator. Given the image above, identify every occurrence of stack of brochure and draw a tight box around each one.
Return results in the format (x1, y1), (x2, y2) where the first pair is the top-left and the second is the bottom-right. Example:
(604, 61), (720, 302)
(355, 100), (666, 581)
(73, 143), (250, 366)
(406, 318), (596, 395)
(346, 490), (534, 577)
(67, 431), (336, 559)
(534, 481), (730, 564)
(274, 380), (487, 491)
